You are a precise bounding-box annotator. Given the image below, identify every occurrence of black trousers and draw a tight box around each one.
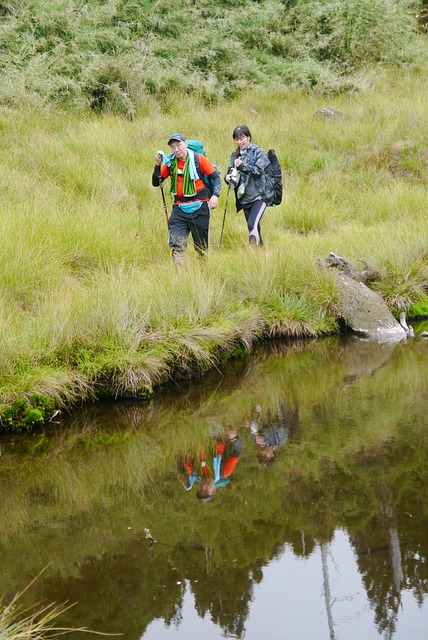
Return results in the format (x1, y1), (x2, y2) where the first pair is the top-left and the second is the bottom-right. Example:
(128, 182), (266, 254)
(241, 199), (267, 245)
(168, 202), (210, 258)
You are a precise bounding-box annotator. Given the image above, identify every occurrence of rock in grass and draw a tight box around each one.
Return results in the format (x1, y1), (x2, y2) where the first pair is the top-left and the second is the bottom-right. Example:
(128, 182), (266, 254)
(336, 274), (406, 341)
(313, 106), (347, 119)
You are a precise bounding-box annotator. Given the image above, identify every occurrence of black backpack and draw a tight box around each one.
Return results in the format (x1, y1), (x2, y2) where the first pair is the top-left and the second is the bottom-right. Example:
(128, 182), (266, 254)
(264, 149), (283, 206)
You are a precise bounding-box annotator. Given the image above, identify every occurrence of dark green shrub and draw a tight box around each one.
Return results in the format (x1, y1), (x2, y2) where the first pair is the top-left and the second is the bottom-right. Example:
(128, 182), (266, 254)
(285, 0), (419, 71)
(0, 0), (422, 110)
(0, 0), (19, 16)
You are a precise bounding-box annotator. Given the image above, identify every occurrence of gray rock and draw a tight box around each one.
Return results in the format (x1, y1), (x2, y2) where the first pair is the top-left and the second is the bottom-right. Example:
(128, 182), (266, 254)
(324, 252), (381, 283)
(313, 106), (347, 119)
(336, 274), (406, 341)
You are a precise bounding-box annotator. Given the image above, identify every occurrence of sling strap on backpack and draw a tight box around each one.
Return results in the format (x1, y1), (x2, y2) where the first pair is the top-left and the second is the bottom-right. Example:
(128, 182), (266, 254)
(188, 139), (220, 198)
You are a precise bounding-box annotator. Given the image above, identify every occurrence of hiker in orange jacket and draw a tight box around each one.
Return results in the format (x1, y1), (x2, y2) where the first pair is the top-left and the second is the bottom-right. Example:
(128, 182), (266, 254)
(152, 133), (221, 267)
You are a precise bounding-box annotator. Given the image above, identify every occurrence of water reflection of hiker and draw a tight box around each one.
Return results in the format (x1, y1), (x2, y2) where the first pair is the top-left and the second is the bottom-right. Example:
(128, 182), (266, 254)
(152, 133), (221, 268)
(179, 427), (242, 502)
(225, 125), (270, 247)
(249, 403), (299, 467)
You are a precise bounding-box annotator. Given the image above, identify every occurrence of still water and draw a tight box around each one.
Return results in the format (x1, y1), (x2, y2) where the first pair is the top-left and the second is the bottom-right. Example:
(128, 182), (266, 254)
(1, 332), (428, 640)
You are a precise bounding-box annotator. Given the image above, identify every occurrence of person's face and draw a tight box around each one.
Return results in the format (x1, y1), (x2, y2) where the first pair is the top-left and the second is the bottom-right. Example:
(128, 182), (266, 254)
(201, 476), (215, 493)
(169, 139), (188, 161)
(259, 446), (275, 460)
(234, 133), (251, 151)
(197, 476), (216, 500)
(227, 427), (237, 440)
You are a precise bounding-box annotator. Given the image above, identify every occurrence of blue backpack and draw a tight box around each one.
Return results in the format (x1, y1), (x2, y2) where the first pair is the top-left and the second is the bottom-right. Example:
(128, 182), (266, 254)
(187, 139), (220, 197)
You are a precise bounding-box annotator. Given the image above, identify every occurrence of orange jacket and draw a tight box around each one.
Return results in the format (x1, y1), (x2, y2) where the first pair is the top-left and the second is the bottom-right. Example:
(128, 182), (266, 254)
(161, 153), (216, 201)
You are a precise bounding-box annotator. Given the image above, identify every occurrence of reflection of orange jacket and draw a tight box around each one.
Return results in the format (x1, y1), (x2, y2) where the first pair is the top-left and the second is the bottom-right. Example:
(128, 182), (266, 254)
(160, 154), (215, 199)
(183, 459), (195, 475)
(223, 456), (239, 477)
(215, 441), (239, 477)
(200, 459), (239, 477)
(182, 437), (241, 488)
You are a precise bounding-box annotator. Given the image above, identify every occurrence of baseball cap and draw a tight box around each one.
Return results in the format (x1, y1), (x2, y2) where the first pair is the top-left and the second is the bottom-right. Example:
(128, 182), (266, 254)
(167, 133), (186, 145)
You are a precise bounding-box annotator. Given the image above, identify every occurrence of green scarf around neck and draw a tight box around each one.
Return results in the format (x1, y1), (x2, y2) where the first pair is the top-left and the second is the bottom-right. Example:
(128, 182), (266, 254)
(170, 154), (197, 197)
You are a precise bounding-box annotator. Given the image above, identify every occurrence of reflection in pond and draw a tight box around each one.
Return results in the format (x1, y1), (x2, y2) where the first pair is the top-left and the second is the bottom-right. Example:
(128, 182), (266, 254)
(1, 334), (428, 640)
(248, 401), (299, 466)
(178, 426), (242, 501)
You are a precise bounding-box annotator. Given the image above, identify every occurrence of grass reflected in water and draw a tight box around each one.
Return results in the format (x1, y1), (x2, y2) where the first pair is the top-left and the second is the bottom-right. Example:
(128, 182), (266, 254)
(0, 334), (427, 639)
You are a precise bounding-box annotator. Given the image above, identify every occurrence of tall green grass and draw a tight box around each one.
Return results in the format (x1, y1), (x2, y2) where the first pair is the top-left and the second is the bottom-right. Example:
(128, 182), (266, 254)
(1, 52), (428, 427)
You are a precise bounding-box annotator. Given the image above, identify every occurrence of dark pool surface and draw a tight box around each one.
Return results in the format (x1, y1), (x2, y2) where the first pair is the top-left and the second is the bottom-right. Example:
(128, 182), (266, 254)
(1, 331), (428, 640)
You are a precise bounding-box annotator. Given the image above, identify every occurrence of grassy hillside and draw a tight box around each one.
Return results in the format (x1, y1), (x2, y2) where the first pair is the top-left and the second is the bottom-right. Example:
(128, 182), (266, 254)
(0, 0), (423, 114)
(0, 0), (427, 429)
(1, 48), (428, 429)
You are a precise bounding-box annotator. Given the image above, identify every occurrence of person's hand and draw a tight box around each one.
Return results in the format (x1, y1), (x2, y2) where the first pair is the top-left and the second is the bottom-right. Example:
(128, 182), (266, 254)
(225, 174), (231, 184)
(234, 158), (242, 168)
(209, 195), (219, 209)
(155, 151), (163, 166)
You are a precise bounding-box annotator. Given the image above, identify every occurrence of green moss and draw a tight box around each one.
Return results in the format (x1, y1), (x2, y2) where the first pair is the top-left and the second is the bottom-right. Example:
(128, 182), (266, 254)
(0, 394), (55, 432)
(409, 297), (428, 319)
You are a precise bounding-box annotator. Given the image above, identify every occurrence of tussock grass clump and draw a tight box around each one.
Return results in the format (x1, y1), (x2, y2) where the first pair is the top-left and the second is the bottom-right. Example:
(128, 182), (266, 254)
(0, 570), (77, 640)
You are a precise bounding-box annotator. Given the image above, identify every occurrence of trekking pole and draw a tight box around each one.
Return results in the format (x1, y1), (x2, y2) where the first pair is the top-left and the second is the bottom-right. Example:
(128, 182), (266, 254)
(159, 177), (169, 226)
(219, 185), (231, 246)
